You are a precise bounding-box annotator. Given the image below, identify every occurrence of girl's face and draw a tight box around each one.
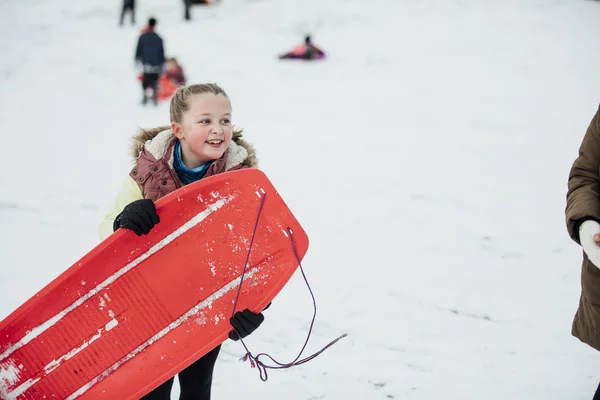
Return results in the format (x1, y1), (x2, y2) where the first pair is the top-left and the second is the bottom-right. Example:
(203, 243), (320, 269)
(172, 93), (233, 169)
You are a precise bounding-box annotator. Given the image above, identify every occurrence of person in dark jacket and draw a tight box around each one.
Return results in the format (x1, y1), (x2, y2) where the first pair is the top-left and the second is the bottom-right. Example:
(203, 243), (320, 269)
(184, 0), (192, 21)
(183, 0), (213, 21)
(119, 0), (135, 26)
(135, 18), (165, 105)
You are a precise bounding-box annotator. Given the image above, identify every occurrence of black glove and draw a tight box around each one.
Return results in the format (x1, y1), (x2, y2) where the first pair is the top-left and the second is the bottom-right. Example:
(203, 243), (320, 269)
(229, 309), (265, 341)
(113, 199), (160, 236)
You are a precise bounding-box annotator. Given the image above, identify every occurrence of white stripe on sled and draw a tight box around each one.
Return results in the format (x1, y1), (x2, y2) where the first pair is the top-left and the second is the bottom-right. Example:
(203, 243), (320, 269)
(5, 319), (118, 399)
(0, 195), (233, 368)
(66, 265), (260, 400)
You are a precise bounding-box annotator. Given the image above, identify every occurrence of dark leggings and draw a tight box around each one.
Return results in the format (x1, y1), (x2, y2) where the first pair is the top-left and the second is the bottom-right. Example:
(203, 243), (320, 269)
(119, 0), (135, 25)
(142, 73), (160, 91)
(141, 345), (221, 400)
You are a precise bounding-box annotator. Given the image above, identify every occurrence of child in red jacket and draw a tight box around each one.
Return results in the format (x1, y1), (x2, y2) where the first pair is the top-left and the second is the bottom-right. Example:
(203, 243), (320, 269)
(165, 57), (187, 86)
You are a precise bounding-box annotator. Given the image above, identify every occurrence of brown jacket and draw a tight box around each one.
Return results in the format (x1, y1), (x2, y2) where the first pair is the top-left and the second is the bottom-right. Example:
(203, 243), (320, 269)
(566, 104), (600, 351)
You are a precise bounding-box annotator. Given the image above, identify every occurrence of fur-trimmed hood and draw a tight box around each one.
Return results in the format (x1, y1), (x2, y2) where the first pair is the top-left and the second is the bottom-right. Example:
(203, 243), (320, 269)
(130, 126), (258, 169)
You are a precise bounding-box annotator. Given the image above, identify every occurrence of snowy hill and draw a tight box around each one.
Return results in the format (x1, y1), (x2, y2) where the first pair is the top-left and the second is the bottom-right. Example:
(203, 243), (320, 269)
(2, 0), (600, 398)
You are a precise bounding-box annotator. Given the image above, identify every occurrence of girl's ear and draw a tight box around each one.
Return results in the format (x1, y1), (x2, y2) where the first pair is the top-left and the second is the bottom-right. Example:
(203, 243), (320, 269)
(172, 122), (184, 140)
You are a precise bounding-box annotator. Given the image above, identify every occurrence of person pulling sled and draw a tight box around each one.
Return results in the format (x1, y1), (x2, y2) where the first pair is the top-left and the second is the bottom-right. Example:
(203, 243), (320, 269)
(135, 17), (165, 105)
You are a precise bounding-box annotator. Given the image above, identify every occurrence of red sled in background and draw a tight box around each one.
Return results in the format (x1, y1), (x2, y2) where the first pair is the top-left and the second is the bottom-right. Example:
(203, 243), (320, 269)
(278, 35), (326, 61)
(0, 168), (309, 399)
(137, 73), (179, 101)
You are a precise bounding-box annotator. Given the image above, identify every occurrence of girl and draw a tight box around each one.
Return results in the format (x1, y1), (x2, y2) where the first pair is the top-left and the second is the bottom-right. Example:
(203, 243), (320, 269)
(99, 83), (265, 400)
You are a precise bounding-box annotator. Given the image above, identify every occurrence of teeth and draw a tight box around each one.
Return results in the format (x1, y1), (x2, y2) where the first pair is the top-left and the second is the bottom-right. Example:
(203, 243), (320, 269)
(207, 140), (222, 144)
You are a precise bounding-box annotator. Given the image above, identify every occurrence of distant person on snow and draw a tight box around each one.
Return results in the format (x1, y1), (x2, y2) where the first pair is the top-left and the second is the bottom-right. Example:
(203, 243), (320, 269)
(278, 35), (326, 60)
(135, 17), (165, 105)
(183, 0), (213, 21)
(119, 0), (136, 26)
(165, 57), (187, 86)
(565, 104), (600, 400)
(99, 83), (266, 400)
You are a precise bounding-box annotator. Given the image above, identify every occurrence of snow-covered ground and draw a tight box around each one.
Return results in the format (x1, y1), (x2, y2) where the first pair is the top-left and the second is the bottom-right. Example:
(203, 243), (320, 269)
(2, 0), (600, 398)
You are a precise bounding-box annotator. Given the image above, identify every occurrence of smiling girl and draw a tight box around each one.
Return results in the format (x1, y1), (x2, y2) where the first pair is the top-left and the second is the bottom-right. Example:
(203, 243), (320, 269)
(99, 83), (264, 400)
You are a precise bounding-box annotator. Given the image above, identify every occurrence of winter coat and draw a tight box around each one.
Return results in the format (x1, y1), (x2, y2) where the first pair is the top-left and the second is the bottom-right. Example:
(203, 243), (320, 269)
(99, 127), (258, 240)
(135, 30), (165, 72)
(566, 104), (600, 352)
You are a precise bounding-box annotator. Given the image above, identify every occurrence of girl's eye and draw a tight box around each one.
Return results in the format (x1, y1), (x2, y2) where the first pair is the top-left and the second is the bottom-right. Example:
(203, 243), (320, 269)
(199, 119), (210, 124)
(221, 119), (231, 125)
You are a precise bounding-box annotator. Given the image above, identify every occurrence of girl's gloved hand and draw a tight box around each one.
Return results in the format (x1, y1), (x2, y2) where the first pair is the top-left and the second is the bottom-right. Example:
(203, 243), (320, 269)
(229, 309), (265, 341)
(113, 199), (160, 236)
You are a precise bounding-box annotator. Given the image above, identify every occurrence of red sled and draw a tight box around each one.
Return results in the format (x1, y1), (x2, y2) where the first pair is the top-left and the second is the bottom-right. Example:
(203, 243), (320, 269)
(136, 74), (179, 101)
(0, 169), (309, 399)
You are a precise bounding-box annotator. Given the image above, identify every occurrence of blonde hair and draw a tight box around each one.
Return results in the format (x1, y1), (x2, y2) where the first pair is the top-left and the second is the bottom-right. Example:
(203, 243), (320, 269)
(169, 83), (230, 124)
